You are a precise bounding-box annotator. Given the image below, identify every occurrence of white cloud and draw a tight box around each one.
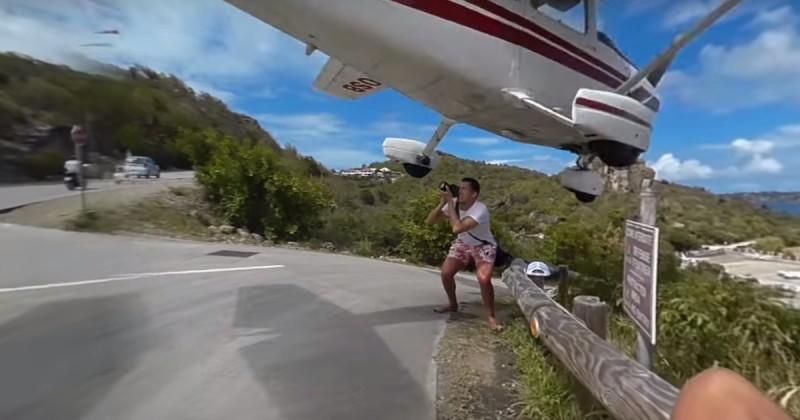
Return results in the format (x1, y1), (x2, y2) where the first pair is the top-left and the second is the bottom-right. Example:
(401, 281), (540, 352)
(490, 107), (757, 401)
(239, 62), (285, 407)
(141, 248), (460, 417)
(702, 123), (800, 152)
(655, 0), (780, 29)
(648, 148), (784, 182)
(698, 124), (796, 175)
(0, 0), (325, 104)
(485, 159), (524, 165)
(483, 148), (525, 158)
(660, 5), (800, 112)
(652, 123), (800, 190)
(730, 138), (775, 155)
(487, 153), (573, 174)
(661, 0), (720, 28)
(650, 153), (714, 181)
(744, 154), (783, 174)
(458, 137), (501, 146)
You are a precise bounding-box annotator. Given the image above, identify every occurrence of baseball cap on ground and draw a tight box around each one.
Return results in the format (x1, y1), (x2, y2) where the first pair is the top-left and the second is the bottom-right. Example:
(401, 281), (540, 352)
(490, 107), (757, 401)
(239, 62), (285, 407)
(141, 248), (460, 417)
(526, 261), (550, 277)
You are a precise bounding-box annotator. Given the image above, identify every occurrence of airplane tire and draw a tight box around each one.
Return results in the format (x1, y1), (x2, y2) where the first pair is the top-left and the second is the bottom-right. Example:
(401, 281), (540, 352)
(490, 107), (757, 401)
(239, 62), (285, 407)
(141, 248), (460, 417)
(573, 191), (597, 203)
(402, 163), (432, 178)
(590, 139), (642, 168)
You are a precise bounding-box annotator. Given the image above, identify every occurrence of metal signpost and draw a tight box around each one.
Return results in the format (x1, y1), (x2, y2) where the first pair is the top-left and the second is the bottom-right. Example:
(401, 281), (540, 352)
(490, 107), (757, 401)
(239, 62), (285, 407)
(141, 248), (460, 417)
(71, 125), (88, 212)
(623, 219), (658, 342)
(623, 186), (659, 370)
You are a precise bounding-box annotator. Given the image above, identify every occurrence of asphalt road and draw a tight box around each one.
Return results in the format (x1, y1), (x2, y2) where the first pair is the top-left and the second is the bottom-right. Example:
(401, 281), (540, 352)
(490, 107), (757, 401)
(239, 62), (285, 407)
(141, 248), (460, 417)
(0, 171), (195, 212)
(0, 223), (488, 420)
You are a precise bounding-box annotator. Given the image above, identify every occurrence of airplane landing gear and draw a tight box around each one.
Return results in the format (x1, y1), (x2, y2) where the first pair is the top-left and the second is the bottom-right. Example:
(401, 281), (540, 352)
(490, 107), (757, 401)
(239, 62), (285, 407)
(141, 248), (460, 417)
(575, 153), (596, 171)
(382, 117), (457, 178)
(560, 153), (604, 203)
(589, 139), (642, 169)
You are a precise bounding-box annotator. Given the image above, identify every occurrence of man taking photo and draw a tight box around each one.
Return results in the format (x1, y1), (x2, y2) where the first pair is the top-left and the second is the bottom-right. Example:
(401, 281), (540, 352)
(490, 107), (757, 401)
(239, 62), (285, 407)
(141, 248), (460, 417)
(426, 177), (502, 331)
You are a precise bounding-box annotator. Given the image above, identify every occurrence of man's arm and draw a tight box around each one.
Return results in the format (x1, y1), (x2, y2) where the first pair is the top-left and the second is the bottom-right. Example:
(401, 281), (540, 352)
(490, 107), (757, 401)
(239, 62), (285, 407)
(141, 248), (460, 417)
(448, 207), (477, 234)
(449, 203), (489, 235)
(426, 199), (448, 225)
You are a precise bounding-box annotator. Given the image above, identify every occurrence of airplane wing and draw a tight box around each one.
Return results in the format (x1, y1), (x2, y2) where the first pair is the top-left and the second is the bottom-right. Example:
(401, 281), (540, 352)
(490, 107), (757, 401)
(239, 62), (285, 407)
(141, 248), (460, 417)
(312, 57), (387, 100)
(616, 0), (743, 94)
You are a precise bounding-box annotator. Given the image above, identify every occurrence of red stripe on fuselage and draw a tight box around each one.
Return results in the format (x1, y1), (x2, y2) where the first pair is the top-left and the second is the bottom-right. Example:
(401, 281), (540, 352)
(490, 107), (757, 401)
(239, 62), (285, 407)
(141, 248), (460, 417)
(574, 97), (652, 129)
(389, 0), (661, 112)
(463, 0), (629, 82)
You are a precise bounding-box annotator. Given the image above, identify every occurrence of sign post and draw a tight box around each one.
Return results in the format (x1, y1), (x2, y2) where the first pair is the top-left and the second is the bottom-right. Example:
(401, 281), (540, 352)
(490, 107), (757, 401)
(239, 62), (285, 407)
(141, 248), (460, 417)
(71, 125), (88, 212)
(623, 184), (660, 370)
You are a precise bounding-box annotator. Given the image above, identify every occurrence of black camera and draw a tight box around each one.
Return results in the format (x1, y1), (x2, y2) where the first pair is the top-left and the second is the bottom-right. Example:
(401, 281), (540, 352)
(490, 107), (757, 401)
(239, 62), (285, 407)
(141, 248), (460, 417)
(439, 181), (459, 197)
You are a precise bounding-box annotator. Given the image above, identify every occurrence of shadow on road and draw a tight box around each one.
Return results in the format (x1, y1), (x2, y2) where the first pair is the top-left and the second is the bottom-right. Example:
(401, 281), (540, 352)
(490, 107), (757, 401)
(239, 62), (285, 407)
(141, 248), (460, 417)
(234, 284), (438, 420)
(0, 293), (154, 420)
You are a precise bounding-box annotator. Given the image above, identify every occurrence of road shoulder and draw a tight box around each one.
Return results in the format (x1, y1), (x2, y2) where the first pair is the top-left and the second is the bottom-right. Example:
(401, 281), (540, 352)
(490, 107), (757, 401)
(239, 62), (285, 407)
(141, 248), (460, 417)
(0, 179), (193, 228)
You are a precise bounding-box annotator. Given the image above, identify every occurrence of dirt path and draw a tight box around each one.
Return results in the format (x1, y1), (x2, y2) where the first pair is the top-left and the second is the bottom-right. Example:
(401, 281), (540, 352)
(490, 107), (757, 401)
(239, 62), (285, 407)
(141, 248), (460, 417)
(434, 299), (525, 420)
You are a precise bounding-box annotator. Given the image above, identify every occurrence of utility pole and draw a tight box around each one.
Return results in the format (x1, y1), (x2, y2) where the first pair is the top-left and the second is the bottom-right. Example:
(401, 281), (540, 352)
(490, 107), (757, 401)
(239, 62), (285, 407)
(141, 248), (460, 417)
(71, 125), (88, 212)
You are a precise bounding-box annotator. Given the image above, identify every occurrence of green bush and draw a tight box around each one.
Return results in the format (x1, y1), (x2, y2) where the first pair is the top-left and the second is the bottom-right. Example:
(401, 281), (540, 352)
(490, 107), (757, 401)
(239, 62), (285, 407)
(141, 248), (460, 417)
(654, 268), (800, 391)
(754, 236), (786, 253)
(180, 130), (334, 241)
(396, 191), (454, 266)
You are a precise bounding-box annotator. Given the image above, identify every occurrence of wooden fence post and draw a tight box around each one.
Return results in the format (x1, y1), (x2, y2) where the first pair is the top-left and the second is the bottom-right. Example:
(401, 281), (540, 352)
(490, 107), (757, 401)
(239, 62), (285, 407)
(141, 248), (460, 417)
(572, 295), (610, 413)
(557, 264), (569, 307)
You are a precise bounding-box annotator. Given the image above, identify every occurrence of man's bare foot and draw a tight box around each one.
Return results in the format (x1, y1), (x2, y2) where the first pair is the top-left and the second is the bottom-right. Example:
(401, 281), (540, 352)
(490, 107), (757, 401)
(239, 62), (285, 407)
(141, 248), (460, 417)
(434, 304), (458, 313)
(488, 317), (503, 332)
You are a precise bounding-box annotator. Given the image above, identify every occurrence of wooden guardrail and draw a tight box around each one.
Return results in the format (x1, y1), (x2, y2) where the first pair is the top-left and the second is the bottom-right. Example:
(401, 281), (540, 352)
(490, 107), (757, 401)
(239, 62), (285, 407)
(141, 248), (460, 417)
(502, 258), (680, 420)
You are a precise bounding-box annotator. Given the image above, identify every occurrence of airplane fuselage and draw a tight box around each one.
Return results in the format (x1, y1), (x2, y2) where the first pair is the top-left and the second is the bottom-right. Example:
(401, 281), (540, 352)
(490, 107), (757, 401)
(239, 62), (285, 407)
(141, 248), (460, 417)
(226, 0), (660, 150)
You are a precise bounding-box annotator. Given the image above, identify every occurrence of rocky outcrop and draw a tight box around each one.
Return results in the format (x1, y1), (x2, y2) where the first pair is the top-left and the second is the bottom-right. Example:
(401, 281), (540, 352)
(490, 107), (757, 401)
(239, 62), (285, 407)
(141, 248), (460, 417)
(590, 158), (655, 194)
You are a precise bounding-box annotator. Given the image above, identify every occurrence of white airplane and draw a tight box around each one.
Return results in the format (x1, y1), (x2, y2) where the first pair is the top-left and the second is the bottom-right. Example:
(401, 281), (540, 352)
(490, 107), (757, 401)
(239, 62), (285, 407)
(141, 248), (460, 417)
(225, 0), (744, 202)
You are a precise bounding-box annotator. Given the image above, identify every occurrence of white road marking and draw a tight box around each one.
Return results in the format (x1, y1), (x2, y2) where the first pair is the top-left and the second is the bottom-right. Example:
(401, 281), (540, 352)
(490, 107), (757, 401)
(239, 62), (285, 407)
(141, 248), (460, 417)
(0, 265), (285, 294)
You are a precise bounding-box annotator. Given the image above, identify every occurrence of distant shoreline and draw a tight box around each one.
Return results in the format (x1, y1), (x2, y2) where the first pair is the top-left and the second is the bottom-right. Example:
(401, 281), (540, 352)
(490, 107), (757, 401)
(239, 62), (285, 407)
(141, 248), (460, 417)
(765, 201), (800, 216)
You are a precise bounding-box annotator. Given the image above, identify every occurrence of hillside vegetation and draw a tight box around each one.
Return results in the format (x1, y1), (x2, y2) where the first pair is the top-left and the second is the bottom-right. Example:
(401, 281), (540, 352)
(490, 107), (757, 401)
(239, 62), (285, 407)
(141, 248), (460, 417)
(0, 52), (327, 181)
(5, 54), (800, 417)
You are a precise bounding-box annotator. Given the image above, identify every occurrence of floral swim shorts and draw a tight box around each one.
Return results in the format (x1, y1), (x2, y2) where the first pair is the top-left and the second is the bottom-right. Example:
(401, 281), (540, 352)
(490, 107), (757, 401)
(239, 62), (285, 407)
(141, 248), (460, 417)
(447, 238), (496, 266)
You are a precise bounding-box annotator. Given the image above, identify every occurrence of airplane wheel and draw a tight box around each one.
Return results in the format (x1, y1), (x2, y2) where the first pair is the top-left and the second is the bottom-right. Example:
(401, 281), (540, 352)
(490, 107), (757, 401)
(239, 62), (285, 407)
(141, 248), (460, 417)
(573, 191), (597, 203)
(402, 163), (432, 178)
(590, 140), (642, 168)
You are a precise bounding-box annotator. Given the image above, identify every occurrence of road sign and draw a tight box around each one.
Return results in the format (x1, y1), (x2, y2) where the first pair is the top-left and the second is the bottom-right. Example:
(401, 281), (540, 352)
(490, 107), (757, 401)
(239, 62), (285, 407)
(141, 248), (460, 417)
(623, 220), (659, 346)
(71, 125), (87, 146)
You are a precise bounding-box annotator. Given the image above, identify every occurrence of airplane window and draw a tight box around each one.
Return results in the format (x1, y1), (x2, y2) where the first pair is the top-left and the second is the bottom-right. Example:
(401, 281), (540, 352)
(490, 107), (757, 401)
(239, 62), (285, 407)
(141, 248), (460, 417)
(598, 30), (637, 66)
(597, 31), (636, 67)
(531, 0), (587, 34)
(597, 31), (616, 49)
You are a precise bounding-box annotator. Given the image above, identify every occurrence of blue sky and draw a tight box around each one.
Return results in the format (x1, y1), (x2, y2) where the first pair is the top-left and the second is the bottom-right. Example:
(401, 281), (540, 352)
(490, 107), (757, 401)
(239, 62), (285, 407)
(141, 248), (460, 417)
(1, 0), (799, 193)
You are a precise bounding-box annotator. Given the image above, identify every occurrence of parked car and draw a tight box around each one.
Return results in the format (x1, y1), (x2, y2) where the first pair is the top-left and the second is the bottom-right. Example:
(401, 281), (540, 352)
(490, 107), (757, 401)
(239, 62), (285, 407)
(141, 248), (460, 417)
(121, 156), (160, 178)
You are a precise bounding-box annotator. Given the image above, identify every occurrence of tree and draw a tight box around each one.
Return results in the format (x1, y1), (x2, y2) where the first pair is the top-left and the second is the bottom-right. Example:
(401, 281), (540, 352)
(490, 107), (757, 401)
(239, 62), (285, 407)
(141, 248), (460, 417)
(180, 130), (334, 241)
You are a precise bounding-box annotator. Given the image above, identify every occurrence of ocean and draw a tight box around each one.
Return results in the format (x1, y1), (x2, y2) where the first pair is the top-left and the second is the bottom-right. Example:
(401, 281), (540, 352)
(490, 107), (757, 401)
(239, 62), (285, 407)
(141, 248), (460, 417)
(765, 201), (800, 216)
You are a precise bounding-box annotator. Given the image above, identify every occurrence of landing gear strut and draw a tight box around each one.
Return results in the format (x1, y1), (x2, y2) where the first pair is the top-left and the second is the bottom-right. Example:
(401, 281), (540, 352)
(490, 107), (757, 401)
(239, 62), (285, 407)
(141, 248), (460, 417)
(575, 153), (596, 170)
(383, 117), (457, 178)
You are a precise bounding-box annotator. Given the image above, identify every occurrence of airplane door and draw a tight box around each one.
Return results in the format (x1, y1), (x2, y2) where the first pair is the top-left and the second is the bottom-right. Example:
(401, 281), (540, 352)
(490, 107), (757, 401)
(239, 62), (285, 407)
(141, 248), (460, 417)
(519, 0), (593, 115)
(485, 0), (525, 88)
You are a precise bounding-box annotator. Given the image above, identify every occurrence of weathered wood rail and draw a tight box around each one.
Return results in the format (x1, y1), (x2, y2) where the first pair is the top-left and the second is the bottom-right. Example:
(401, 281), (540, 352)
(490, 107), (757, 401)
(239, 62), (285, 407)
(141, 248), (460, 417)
(502, 258), (680, 420)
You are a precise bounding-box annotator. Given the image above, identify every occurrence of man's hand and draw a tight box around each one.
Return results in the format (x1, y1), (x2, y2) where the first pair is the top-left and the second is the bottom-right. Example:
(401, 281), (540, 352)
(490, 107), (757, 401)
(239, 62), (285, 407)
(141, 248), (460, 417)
(441, 188), (453, 204)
